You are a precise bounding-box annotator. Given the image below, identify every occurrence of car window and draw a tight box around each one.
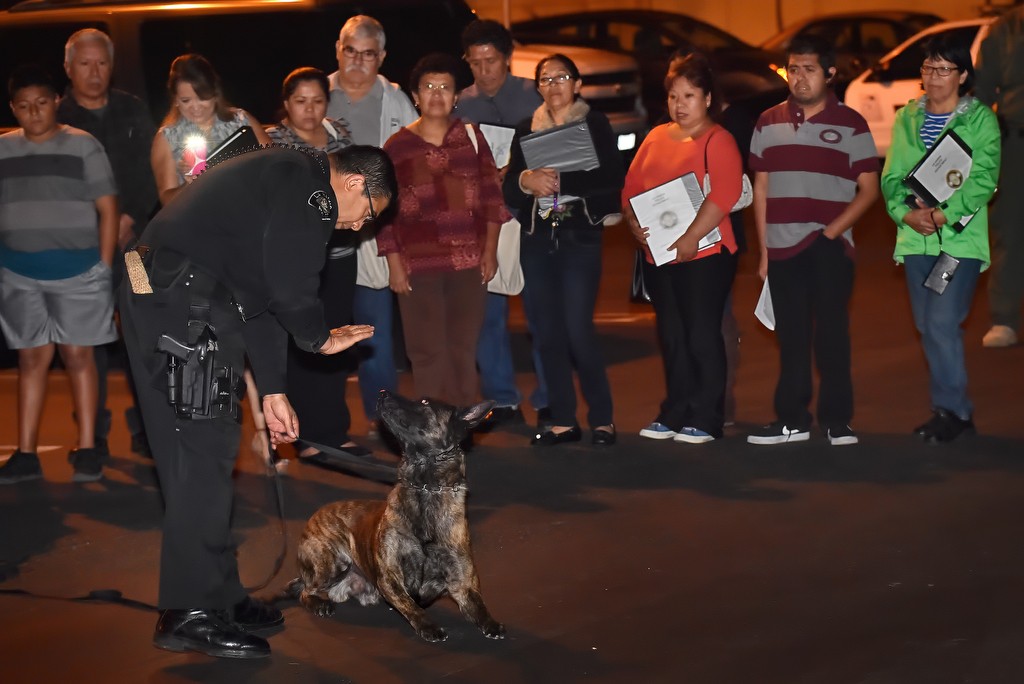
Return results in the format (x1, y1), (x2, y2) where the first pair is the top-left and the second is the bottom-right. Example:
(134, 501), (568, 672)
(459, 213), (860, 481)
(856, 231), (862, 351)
(799, 20), (855, 50)
(859, 21), (900, 54)
(606, 21), (671, 58)
(870, 25), (980, 83)
(138, 4), (470, 125)
(662, 18), (746, 51)
(0, 21), (108, 128)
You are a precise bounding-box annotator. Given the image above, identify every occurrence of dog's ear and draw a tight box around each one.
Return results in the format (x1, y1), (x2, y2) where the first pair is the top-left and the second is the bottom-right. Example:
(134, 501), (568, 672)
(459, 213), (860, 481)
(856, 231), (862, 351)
(459, 401), (497, 428)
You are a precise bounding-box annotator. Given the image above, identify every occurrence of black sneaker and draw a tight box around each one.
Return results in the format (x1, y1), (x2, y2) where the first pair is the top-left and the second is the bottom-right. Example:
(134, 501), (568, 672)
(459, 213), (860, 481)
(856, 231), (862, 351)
(747, 421), (810, 445)
(826, 425), (859, 446)
(919, 408), (975, 444)
(69, 447), (106, 482)
(0, 451), (42, 484)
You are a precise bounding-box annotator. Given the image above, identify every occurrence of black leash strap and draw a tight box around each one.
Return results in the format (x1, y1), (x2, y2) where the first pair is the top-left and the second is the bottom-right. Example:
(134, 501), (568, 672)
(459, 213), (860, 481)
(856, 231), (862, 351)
(0, 587), (158, 612)
(243, 437), (289, 593)
(299, 440), (398, 485)
(0, 430), (291, 611)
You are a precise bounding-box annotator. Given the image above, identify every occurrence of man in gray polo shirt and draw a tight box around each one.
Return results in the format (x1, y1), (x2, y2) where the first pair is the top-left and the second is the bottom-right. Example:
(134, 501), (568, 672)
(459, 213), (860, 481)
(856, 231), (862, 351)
(326, 14), (416, 434)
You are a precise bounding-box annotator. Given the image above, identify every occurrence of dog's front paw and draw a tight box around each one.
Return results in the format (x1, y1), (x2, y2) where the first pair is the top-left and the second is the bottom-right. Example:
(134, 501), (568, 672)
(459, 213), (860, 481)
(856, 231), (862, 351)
(481, 619), (506, 640)
(302, 595), (335, 618)
(416, 623), (448, 642)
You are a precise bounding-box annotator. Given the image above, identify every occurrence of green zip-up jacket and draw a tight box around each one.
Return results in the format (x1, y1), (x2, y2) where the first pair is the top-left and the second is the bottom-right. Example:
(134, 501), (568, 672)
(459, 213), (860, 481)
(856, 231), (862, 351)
(881, 95), (1000, 269)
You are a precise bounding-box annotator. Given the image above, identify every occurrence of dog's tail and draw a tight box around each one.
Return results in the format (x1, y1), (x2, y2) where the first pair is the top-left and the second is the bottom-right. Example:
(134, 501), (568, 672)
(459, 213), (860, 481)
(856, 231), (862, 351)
(266, 577), (304, 605)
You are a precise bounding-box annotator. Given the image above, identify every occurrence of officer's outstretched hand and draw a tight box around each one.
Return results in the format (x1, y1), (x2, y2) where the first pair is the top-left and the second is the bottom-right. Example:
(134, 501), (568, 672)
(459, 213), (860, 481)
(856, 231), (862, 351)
(263, 393), (299, 446)
(319, 325), (374, 354)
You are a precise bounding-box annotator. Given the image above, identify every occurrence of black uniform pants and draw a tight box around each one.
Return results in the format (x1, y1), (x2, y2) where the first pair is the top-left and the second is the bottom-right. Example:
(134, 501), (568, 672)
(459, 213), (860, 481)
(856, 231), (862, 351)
(119, 275), (247, 610)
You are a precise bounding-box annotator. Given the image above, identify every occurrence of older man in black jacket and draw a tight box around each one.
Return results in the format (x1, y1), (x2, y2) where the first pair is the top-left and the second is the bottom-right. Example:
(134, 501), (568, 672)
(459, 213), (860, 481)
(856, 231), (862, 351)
(58, 28), (159, 459)
(120, 144), (395, 659)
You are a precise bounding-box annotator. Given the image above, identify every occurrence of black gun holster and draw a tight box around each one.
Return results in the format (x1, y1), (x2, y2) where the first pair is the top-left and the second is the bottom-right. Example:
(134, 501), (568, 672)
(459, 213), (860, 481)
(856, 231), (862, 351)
(157, 302), (245, 421)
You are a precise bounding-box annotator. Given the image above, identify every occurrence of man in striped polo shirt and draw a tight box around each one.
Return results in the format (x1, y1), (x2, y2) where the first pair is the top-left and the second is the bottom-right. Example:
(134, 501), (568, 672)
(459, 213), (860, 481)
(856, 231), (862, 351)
(747, 35), (879, 446)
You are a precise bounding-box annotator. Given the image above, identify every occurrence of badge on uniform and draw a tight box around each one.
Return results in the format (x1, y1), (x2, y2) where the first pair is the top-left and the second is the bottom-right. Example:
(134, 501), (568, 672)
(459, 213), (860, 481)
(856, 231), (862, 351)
(308, 190), (333, 221)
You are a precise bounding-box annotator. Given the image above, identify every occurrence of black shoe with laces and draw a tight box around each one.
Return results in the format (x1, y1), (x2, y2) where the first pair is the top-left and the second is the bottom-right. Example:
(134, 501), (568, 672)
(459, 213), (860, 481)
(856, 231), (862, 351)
(230, 596), (284, 631)
(153, 609), (270, 658)
(917, 408), (975, 444)
(0, 450), (42, 485)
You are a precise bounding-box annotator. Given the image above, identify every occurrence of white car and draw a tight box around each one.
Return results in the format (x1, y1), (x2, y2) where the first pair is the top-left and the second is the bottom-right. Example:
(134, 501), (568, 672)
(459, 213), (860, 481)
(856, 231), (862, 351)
(844, 18), (995, 157)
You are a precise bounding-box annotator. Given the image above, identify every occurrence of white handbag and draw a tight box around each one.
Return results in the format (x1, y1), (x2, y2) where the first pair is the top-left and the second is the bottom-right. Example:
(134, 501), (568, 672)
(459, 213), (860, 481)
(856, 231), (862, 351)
(355, 237), (389, 289)
(703, 130), (753, 212)
(488, 218), (524, 295)
(465, 123), (524, 296)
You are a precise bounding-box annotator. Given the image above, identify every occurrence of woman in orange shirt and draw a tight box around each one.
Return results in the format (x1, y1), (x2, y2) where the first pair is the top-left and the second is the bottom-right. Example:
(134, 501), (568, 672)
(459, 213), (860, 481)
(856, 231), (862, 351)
(622, 53), (743, 444)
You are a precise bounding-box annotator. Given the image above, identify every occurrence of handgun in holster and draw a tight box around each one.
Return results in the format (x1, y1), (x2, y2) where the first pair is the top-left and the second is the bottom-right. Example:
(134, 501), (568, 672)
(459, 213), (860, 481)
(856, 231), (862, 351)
(156, 325), (244, 420)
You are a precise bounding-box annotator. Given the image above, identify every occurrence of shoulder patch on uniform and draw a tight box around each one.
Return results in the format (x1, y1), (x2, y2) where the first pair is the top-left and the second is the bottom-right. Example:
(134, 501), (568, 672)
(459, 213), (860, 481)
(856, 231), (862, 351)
(308, 190), (333, 221)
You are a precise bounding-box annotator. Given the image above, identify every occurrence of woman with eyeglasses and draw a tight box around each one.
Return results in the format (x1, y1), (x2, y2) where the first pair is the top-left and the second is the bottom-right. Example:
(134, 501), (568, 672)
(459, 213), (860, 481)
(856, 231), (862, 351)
(503, 53), (625, 447)
(151, 53), (271, 206)
(376, 53), (506, 407)
(880, 33), (1000, 443)
(264, 67), (374, 463)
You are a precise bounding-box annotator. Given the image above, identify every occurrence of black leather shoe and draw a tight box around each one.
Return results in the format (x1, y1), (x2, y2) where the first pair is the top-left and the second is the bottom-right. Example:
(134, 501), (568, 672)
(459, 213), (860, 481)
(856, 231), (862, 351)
(919, 408), (976, 444)
(592, 428), (617, 446)
(153, 609), (270, 659)
(231, 595), (284, 631)
(531, 426), (581, 446)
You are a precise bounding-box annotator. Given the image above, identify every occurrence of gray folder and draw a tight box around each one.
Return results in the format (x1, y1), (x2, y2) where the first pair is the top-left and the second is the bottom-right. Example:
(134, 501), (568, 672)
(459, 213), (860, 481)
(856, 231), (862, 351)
(520, 120), (600, 172)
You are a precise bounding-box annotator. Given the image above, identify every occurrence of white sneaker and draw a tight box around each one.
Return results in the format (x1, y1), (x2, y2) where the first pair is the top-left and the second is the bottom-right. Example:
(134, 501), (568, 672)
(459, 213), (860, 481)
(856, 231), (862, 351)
(982, 325), (1018, 348)
(673, 427), (715, 444)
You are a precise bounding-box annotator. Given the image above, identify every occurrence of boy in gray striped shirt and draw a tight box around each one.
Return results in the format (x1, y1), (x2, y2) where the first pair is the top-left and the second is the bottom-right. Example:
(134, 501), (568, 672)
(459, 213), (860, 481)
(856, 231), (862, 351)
(0, 64), (118, 484)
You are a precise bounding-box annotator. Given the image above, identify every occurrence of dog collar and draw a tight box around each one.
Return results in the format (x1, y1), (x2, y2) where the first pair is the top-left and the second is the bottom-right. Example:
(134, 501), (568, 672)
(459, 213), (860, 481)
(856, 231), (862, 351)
(402, 481), (466, 493)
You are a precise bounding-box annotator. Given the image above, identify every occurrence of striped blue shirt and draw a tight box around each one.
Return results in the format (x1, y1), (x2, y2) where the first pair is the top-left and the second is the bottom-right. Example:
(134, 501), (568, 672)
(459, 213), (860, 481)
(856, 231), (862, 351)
(920, 111), (952, 149)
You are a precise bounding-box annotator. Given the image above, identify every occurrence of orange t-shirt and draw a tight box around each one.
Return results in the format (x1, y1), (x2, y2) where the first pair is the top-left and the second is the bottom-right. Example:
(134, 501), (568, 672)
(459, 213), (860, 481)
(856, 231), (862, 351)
(622, 123), (742, 264)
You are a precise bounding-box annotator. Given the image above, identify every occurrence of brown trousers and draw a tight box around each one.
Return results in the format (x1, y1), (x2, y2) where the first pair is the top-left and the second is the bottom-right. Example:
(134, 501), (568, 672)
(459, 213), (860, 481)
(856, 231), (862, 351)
(397, 268), (487, 406)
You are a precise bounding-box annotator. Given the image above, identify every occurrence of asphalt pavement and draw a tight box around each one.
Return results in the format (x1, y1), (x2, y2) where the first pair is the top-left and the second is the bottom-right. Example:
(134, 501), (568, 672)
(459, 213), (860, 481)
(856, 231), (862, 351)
(1, 198), (1023, 683)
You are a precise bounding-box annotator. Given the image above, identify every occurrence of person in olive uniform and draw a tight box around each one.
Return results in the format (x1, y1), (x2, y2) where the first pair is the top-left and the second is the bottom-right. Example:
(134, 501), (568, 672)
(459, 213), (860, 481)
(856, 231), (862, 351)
(120, 144), (395, 659)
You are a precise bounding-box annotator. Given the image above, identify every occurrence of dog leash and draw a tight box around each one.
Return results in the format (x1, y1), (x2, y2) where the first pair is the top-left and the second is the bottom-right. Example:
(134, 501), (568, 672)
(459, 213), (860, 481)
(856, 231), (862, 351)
(0, 431), (291, 611)
(299, 440), (398, 485)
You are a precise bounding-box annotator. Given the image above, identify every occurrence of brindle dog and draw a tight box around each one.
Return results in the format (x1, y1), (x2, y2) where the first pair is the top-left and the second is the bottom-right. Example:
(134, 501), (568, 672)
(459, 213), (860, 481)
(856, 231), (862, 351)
(288, 391), (505, 642)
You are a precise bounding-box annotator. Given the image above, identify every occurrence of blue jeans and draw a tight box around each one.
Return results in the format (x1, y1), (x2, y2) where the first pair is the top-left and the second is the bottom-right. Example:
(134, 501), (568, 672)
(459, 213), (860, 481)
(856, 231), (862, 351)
(903, 255), (982, 420)
(353, 285), (397, 420)
(520, 290), (549, 411)
(519, 225), (611, 428)
(476, 293), (521, 408)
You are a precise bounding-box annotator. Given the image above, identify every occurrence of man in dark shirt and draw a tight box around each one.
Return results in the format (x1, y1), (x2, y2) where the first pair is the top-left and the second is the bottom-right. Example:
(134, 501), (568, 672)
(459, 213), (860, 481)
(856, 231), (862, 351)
(58, 28), (159, 457)
(120, 144), (395, 659)
(455, 19), (547, 429)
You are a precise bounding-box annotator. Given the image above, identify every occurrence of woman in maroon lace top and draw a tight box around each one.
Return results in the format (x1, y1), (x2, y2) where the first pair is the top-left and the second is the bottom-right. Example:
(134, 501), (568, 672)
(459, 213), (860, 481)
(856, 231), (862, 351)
(378, 53), (507, 406)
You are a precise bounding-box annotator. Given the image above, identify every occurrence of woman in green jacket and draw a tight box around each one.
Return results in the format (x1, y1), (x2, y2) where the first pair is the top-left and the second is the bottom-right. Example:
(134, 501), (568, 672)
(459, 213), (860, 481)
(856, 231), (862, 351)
(881, 33), (1001, 443)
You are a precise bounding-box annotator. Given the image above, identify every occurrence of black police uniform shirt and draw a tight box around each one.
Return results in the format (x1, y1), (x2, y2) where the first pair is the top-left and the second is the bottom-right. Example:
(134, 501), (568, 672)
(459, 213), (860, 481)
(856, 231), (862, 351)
(138, 146), (338, 395)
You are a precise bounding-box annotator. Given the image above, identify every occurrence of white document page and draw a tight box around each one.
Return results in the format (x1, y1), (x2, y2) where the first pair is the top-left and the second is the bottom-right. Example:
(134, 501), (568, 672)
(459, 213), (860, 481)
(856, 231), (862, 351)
(755, 277), (775, 331)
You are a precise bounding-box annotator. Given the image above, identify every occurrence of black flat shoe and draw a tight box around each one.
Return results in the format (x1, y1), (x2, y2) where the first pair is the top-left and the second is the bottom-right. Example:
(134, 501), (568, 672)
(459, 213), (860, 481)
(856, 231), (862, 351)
(153, 609), (270, 659)
(231, 595), (284, 631)
(531, 426), (581, 446)
(592, 428), (617, 446)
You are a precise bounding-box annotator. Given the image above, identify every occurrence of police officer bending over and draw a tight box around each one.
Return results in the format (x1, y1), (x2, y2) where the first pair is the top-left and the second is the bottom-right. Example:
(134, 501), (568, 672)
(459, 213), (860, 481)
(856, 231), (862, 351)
(120, 144), (396, 659)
